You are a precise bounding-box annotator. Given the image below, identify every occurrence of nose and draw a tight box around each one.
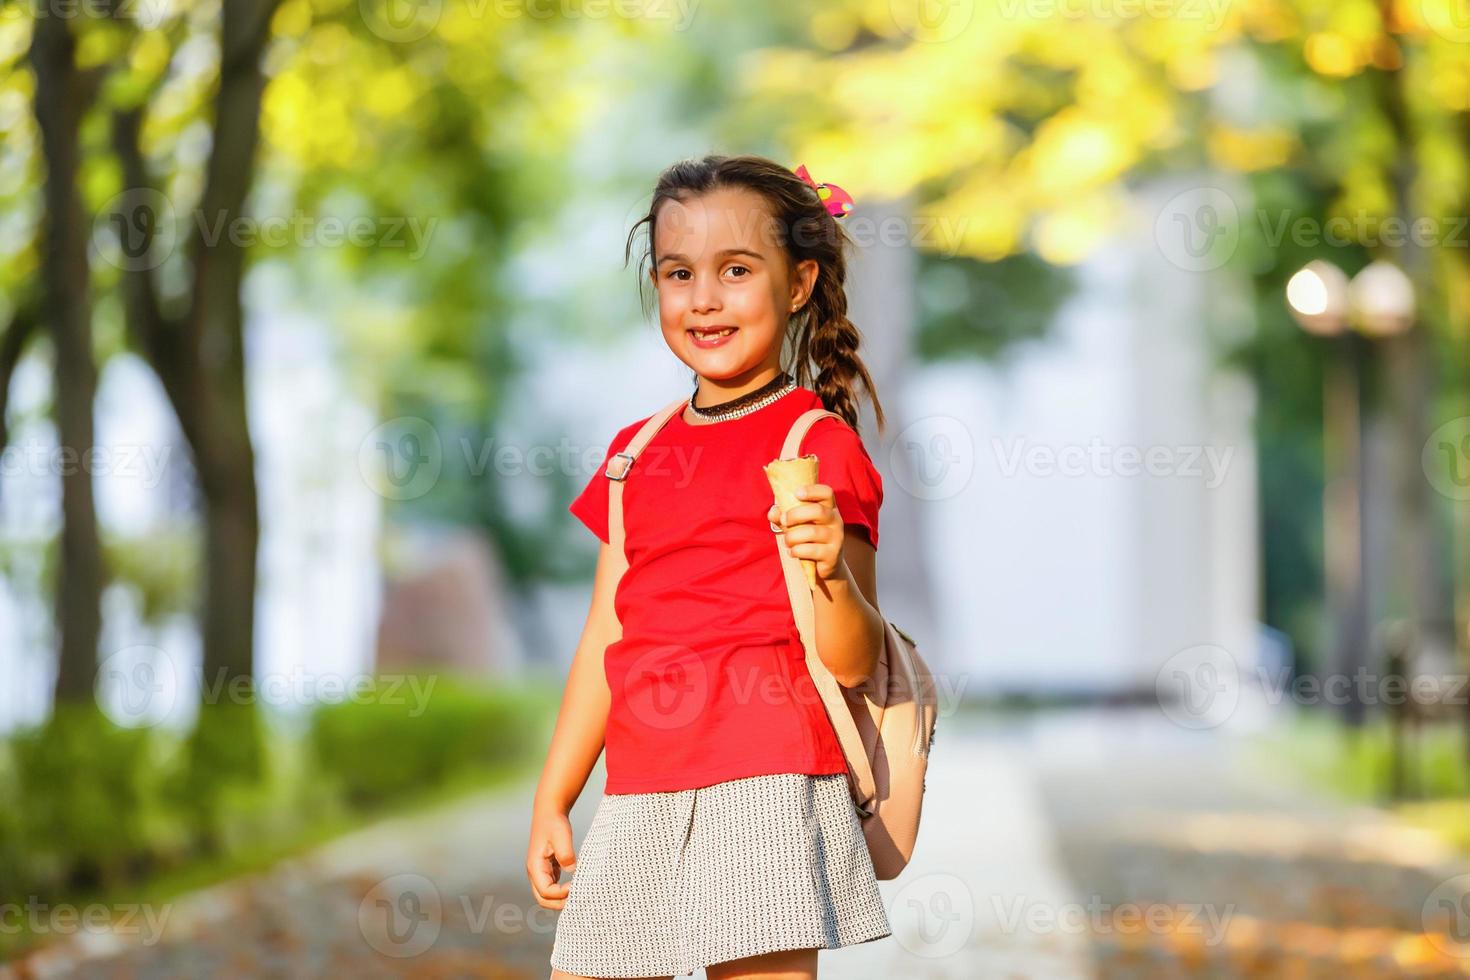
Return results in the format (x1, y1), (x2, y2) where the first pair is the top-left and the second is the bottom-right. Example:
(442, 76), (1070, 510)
(689, 271), (721, 314)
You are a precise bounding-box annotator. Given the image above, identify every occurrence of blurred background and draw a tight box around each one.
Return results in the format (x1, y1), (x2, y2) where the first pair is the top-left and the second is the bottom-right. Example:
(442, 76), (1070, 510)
(3, 0), (1470, 976)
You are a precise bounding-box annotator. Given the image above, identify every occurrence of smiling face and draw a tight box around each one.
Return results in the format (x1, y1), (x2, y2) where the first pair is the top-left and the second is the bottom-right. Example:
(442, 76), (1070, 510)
(648, 186), (818, 393)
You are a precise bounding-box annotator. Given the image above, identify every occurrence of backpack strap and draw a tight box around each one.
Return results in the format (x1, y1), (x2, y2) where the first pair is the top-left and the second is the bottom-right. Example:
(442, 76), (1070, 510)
(775, 409), (880, 818)
(605, 396), (688, 564)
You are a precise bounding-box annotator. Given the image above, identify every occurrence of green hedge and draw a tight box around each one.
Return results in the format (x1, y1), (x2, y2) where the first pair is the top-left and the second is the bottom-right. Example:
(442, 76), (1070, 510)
(4, 705), (191, 898)
(307, 674), (546, 807)
(0, 673), (552, 958)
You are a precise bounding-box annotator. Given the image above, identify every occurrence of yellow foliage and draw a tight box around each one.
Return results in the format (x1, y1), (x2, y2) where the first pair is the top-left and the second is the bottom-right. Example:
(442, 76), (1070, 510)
(810, 8), (860, 51)
(1427, 52), (1470, 111)
(1207, 124), (1297, 171)
(745, 47), (817, 94)
(0, 87), (29, 153)
(75, 21), (129, 70)
(1166, 46), (1218, 90)
(272, 0), (314, 39)
(262, 72), (312, 155)
(752, 0), (1470, 273)
(1417, 0), (1470, 41)
(1332, 162), (1394, 229)
(1033, 191), (1119, 266)
(1022, 108), (1135, 200)
(129, 30), (172, 79)
(924, 173), (1024, 261)
(0, 17), (31, 68)
(437, 4), (499, 46)
(307, 22), (351, 67)
(1304, 32), (1364, 76)
(363, 67), (420, 119)
(1241, 0), (1301, 42)
(1418, 130), (1469, 216)
(79, 154), (122, 215)
(854, 0), (911, 42)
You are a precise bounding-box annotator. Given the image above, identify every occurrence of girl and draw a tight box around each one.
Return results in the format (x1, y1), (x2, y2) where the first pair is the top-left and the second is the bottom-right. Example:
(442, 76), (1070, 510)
(526, 154), (892, 980)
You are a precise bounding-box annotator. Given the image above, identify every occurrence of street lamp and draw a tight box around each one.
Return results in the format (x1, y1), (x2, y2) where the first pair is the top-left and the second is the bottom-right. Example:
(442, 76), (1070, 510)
(1286, 260), (1350, 336)
(1285, 257), (1416, 728)
(1349, 259), (1416, 338)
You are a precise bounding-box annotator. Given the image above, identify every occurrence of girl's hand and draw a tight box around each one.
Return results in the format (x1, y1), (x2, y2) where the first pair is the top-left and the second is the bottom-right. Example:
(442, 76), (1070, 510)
(526, 806), (577, 910)
(767, 483), (847, 583)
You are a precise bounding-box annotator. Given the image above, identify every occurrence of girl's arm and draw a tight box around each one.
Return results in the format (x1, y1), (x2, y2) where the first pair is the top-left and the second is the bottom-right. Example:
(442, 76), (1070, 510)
(770, 487), (885, 688)
(526, 538), (623, 909)
(532, 538), (623, 814)
(809, 535), (885, 687)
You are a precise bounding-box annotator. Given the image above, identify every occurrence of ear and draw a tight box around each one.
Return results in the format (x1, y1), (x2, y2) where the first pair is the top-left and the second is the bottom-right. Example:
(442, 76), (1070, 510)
(789, 258), (820, 313)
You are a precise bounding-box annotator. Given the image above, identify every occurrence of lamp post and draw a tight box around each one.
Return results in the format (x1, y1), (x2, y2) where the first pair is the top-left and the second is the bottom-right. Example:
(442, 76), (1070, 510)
(1285, 258), (1415, 728)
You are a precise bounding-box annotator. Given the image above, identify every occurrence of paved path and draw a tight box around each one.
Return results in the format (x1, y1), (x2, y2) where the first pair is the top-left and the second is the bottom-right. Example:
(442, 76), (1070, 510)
(1028, 707), (1470, 978)
(9, 708), (1470, 978)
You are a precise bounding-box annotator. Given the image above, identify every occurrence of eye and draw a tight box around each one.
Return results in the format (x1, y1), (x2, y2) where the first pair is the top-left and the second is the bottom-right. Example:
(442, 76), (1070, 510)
(726, 265), (750, 278)
(667, 269), (691, 281)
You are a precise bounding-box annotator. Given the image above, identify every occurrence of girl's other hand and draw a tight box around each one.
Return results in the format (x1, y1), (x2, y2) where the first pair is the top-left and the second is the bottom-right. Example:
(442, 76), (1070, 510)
(767, 483), (845, 582)
(526, 806), (577, 909)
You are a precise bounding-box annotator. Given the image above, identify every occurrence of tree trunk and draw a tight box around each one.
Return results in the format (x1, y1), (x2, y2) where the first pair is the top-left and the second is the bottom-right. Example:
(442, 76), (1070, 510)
(110, 0), (282, 795)
(1369, 13), (1453, 658)
(0, 301), (39, 469)
(196, 391), (261, 704)
(30, 13), (105, 706)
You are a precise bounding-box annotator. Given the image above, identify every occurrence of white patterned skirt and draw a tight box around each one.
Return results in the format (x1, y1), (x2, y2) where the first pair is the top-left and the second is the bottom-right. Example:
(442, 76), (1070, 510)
(549, 770), (892, 978)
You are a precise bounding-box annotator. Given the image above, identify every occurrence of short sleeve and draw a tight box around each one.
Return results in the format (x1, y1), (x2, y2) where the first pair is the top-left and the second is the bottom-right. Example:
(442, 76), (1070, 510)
(801, 417), (883, 551)
(568, 420), (641, 544)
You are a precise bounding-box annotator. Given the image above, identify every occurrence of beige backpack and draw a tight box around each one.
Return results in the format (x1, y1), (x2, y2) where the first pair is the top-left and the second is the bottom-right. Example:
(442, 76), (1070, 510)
(604, 397), (938, 881)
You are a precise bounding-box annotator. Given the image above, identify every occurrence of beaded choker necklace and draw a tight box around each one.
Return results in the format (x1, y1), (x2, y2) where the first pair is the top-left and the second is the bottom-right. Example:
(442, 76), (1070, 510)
(687, 371), (795, 422)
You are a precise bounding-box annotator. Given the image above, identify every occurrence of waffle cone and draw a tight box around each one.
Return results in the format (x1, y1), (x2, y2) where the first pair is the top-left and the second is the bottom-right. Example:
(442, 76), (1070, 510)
(763, 454), (820, 589)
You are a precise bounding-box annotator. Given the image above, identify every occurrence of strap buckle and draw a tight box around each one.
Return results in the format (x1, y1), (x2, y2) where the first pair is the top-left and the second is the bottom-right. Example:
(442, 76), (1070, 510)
(604, 451), (636, 481)
(890, 621), (918, 647)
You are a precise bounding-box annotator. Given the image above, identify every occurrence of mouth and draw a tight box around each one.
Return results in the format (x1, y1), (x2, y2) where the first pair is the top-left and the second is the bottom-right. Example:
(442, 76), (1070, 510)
(688, 325), (738, 349)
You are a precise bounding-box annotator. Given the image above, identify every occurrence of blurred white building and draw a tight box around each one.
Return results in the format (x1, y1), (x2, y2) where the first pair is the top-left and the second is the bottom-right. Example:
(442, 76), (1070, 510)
(902, 178), (1262, 698)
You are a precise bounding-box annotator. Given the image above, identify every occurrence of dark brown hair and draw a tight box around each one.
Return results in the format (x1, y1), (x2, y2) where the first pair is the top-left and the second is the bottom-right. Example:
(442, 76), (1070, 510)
(624, 154), (886, 438)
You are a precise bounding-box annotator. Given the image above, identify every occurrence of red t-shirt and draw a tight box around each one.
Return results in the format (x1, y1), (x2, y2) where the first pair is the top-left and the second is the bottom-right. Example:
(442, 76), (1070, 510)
(568, 384), (883, 793)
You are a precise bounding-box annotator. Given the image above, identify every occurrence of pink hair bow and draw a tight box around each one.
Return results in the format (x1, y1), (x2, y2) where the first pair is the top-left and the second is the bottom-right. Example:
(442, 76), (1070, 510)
(793, 164), (854, 218)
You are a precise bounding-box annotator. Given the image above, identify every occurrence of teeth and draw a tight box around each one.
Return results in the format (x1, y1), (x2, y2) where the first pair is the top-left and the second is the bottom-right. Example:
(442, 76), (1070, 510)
(694, 328), (735, 338)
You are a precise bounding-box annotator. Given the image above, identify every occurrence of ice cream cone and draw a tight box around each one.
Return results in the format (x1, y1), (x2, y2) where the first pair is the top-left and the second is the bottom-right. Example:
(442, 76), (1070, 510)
(763, 454), (820, 589)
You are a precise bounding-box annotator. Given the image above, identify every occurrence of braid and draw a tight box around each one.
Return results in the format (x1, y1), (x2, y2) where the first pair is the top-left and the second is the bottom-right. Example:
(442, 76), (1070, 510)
(794, 270), (886, 438)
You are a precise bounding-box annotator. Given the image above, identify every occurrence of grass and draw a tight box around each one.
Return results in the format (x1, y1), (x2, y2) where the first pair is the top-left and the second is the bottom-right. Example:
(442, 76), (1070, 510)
(1243, 708), (1470, 857)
